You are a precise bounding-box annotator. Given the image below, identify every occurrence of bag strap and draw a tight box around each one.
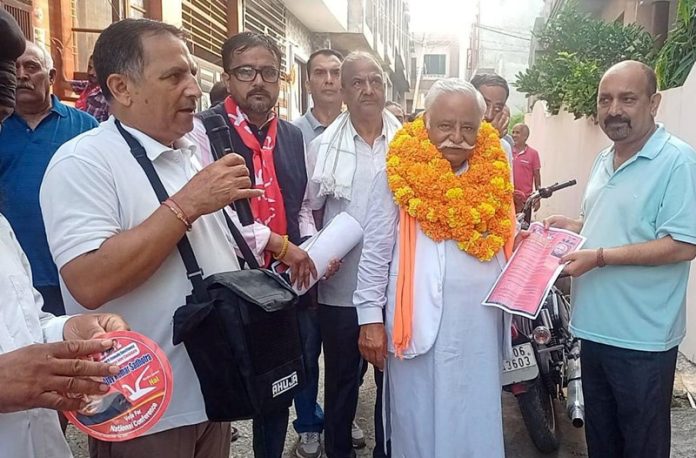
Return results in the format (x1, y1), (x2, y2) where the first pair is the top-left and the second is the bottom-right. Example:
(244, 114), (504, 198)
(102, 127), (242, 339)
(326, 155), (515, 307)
(114, 119), (211, 302)
(221, 211), (260, 269)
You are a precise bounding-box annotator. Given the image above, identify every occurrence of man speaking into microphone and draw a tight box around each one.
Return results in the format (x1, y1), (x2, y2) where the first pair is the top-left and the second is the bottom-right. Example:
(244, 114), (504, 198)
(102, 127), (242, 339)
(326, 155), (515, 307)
(190, 32), (318, 457)
(40, 19), (262, 458)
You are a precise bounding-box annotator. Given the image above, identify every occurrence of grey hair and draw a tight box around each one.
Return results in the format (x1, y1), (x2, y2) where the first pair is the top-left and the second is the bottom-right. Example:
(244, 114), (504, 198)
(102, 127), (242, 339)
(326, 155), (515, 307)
(93, 19), (187, 101)
(26, 41), (54, 70)
(424, 78), (486, 119)
(340, 51), (383, 87)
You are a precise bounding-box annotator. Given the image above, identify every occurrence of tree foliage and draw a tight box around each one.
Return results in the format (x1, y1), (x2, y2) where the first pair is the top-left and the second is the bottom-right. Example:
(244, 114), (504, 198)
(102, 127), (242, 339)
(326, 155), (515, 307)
(515, 1), (655, 119)
(655, 0), (696, 90)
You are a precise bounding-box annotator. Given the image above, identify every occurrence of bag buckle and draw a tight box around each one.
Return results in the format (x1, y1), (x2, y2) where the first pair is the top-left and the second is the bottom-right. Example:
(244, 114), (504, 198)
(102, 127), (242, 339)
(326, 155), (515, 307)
(187, 269), (204, 279)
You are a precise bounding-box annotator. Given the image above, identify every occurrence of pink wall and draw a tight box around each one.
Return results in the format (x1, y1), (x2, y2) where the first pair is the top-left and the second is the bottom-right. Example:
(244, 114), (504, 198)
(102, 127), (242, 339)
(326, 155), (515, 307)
(524, 65), (696, 360)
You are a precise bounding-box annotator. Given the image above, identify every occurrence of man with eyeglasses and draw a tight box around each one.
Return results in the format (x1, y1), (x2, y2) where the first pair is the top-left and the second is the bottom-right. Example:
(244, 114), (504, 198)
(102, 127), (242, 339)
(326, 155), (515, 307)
(306, 51), (402, 458)
(193, 31), (317, 458)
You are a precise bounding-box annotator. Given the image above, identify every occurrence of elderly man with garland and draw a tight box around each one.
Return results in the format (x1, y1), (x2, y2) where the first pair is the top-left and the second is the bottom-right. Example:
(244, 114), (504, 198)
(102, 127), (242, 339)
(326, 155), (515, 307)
(353, 78), (515, 457)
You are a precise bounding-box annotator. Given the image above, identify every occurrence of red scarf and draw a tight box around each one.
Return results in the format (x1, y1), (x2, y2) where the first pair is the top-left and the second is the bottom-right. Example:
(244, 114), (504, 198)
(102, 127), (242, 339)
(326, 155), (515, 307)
(223, 96), (287, 265)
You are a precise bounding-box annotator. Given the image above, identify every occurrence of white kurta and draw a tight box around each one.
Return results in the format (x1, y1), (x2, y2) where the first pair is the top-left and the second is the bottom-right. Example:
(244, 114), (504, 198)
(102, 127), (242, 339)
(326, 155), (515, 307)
(354, 169), (511, 458)
(0, 214), (72, 458)
(386, 239), (505, 458)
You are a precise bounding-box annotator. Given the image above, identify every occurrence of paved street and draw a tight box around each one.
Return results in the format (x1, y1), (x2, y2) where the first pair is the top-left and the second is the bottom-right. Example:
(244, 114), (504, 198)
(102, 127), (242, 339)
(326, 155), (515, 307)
(67, 353), (696, 457)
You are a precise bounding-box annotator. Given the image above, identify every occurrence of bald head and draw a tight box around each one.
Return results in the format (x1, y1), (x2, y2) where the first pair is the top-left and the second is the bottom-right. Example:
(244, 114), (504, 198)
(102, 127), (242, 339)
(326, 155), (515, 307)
(601, 60), (657, 97)
(511, 123), (529, 148)
(513, 123), (529, 136)
(597, 60), (661, 147)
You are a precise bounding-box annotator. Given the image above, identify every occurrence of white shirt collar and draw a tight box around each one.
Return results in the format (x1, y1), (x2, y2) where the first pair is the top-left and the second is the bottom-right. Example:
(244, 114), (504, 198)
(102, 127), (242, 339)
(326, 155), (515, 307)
(106, 117), (197, 162)
(348, 115), (388, 144)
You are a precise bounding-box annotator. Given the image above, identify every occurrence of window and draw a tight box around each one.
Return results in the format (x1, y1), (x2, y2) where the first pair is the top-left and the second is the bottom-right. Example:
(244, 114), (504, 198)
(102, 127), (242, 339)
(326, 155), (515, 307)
(72, 1), (113, 73)
(183, 0), (228, 63)
(71, 1), (150, 73)
(423, 54), (446, 76)
(3, 0), (33, 40)
(129, 0), (147, 18)
(365, 0), (374, 32)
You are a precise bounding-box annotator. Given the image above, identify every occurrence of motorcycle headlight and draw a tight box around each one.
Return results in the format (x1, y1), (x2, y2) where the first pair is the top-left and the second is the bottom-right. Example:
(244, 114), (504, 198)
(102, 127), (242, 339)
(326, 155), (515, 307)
(532, 326), (552, 345)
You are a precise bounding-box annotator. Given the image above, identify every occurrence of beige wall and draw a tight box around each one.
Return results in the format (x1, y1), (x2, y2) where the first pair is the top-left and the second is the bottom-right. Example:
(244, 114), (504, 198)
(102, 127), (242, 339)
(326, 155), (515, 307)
(597, 0), (678, 34)
(525, 64), (696, 361)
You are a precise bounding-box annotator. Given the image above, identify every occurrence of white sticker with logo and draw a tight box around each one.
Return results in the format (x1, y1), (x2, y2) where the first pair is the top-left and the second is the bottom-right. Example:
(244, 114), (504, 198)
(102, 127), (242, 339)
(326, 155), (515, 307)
(271, 371), (299, 398)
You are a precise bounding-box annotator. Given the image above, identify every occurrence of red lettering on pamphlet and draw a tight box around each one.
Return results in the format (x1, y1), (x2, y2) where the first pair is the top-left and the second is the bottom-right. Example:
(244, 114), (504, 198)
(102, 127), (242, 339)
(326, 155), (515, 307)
(483, 222), (586, 319)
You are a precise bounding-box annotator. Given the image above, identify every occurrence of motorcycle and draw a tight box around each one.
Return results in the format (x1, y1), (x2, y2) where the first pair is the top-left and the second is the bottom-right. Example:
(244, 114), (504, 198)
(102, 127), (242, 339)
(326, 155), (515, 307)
(501, 180), (584, 453)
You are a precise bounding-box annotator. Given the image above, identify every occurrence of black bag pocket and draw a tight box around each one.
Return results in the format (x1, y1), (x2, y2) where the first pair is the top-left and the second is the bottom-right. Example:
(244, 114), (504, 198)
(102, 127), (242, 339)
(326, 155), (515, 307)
(173, 269), (304, 421)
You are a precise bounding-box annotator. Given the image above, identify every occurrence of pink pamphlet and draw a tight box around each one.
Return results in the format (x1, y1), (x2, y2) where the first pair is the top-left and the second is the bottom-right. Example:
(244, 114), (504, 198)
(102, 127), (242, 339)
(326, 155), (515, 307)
(483, 222), (585, 319)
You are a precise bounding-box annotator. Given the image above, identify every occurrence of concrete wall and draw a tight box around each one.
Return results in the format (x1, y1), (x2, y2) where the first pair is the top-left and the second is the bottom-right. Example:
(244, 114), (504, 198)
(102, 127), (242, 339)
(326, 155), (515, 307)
(596, 0), (678, 35)
(525, 64), (696, 360)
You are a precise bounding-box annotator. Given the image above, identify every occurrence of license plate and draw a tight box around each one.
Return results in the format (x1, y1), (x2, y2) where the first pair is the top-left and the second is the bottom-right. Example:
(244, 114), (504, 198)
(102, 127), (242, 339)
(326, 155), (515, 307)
(502, 343), (537, 372)
(501, 343), (539, 385)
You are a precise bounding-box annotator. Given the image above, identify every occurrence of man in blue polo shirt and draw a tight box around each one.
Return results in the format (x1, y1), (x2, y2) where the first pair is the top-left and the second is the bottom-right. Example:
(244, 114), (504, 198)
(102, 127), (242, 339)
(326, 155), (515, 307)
(0, 41), (97, 315)
(546, 61), (696, 458)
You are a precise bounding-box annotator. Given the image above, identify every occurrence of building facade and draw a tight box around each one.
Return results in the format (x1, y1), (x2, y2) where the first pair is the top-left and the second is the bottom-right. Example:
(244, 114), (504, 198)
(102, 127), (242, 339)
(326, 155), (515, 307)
(2, 0), (411, 120)
(283, 0), (412, 108)
(405, 33), (461, 114)
(467, 0), (544, 114)
(541, 0), (678, 44)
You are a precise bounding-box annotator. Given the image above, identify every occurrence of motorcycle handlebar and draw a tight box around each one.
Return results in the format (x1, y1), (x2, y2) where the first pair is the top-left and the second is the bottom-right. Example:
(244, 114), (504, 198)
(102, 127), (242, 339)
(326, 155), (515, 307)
(520, 179), (577, 226)
(539, 180), (577, 198)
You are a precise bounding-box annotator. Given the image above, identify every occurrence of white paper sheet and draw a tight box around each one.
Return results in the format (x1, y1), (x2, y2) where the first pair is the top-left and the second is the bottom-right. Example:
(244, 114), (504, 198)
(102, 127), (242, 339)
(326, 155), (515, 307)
(273, 212), (364, 295)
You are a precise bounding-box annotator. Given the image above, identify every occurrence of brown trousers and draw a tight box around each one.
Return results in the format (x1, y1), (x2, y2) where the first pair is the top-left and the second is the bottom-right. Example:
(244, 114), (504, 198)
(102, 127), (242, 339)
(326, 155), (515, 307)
(89, 421), (231, 458)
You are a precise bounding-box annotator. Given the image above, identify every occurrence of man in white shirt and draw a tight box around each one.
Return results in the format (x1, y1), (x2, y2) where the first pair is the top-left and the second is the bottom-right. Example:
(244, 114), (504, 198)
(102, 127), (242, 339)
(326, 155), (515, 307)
(40, 19), (260, 458)
(290, 48), (345, 458)
(0, 11), (129, 457)
(306, 51), (402, 458)
(0, 212), (129, 457)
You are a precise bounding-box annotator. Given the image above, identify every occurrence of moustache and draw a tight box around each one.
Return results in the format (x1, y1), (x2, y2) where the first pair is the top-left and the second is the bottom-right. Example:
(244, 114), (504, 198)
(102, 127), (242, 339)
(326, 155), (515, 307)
(605, 115), (631, 128)
(247, 90), (270, 98)
(438, 140), (476, 150)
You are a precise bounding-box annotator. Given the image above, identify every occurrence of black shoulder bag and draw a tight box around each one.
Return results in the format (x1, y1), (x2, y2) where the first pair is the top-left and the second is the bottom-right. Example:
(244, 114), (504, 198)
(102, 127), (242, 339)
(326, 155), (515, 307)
(115, 120), (305, 421)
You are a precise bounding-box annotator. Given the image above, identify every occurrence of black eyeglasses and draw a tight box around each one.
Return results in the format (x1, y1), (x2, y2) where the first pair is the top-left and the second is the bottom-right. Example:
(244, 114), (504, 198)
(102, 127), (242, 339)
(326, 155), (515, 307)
(228, 65), (280, 83)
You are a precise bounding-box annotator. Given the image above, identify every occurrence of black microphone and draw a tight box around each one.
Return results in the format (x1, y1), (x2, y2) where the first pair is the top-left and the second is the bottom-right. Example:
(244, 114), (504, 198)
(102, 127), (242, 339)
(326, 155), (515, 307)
(200, 113), (255, 226)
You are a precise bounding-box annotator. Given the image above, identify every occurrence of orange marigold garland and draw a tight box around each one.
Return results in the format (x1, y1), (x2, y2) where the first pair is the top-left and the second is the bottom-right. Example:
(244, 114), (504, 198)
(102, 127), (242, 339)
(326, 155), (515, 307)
(386, 117), (514, 261)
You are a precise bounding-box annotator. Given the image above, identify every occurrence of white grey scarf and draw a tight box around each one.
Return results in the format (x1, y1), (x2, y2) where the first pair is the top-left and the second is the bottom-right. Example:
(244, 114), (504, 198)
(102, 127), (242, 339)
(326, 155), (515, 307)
(311, 110), (402, 200)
